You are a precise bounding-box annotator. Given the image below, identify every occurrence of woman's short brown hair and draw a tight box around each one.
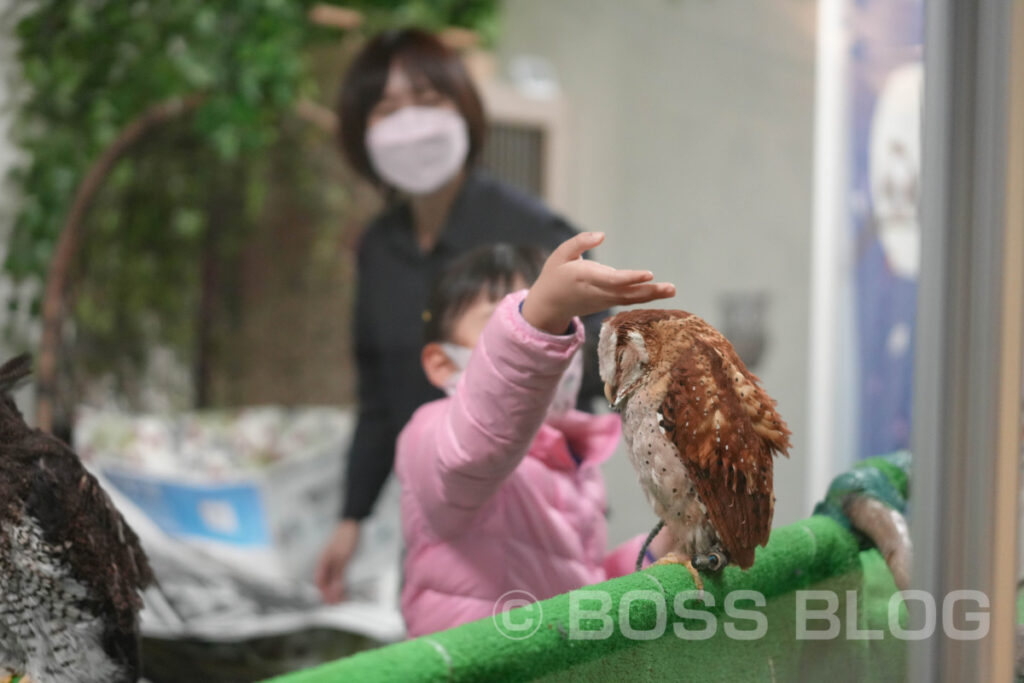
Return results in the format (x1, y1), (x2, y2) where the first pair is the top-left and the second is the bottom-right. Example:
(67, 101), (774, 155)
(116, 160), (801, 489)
(336, 28), (487, 186)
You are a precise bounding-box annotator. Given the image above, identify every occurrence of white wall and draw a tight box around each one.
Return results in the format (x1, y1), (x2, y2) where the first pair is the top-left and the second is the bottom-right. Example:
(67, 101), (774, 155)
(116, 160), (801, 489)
(497, 0), (817, 544)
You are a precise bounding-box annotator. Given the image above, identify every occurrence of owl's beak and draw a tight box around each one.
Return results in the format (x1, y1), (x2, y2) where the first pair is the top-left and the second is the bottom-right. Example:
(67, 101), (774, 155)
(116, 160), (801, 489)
(604, 382), (621, 412)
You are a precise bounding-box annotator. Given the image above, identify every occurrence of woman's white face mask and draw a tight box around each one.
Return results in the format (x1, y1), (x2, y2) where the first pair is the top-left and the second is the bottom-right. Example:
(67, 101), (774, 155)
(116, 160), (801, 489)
(439, 342), (583, 417)
(365, 105), (469, 195)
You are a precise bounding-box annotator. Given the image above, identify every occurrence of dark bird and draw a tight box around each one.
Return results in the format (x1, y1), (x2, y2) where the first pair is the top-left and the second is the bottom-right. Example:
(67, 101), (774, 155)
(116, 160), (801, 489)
(0, 355), (153, 682)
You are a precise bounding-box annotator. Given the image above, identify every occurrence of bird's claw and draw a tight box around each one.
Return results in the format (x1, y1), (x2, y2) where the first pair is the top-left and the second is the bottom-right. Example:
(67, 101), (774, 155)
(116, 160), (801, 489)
(652, 552), (704, 592)
(652, 551), (684, 567)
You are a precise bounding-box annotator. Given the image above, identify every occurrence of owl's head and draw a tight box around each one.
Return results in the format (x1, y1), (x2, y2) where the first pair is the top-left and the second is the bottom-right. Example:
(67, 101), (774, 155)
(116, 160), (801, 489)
(598, 310), (690, 410)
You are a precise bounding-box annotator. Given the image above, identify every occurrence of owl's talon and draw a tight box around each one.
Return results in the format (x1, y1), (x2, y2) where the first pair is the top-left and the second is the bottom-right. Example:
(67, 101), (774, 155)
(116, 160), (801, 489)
(652, 552), (705, 591)
(686, 561), (704, 592)
(652, 551), (685, 567)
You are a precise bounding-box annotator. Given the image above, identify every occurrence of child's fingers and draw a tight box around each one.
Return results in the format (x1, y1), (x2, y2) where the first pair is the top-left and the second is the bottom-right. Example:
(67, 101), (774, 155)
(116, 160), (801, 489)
(604, 281), (676, 304)
(578, 261), (654, 286)
(551, 232), (605, 264)
(584, 264), (672, 296)
(632, 282), (676, 301)
(601, 268), (655, 286)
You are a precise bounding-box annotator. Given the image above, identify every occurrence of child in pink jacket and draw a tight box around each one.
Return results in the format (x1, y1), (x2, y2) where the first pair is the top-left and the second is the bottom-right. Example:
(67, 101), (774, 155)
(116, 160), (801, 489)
(395, 232), (675, 636)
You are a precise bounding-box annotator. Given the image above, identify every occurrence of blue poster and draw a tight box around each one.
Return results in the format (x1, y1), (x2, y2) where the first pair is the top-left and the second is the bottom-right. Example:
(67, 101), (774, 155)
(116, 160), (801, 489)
(849, 0), (924, 458)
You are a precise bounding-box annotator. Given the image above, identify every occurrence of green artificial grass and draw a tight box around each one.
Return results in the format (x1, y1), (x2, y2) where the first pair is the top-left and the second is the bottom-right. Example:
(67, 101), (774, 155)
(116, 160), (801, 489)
(267, 456), (912, 683)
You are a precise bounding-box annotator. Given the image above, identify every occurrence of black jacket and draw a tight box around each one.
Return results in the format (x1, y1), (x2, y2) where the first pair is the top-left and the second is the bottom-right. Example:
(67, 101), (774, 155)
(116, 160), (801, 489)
(341, 170), (601, 520)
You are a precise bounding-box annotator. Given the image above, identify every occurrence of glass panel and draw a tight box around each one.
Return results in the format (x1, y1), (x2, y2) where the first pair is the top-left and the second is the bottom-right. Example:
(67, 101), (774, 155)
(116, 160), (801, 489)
(3, 1), (1022, 679)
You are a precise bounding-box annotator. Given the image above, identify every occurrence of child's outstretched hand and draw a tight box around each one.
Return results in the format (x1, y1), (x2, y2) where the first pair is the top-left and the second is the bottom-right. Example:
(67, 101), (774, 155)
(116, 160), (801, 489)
(522, 232), (676, 334)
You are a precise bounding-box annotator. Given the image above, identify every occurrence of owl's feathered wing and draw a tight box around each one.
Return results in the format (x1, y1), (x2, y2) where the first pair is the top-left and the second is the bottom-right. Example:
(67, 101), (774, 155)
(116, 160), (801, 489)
(0, 355), (153, 683)
(657, 317), (790, 568)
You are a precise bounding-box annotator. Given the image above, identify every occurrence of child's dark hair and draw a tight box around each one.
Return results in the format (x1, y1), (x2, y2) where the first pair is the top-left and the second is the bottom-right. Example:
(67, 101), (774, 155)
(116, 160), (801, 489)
(424, 243), (547, 344)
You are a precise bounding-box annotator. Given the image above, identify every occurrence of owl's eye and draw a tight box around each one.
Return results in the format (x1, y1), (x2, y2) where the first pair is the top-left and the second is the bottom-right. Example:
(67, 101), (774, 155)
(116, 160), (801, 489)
(707, 553), (721, 571)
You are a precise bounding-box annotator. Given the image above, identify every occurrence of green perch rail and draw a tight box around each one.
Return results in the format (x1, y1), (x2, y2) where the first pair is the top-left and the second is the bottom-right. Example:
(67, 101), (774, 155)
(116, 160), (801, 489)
(267, 455), (912, 683)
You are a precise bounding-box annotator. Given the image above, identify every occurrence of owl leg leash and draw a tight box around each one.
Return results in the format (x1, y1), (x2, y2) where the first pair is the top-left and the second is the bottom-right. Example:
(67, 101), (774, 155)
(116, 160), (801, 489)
(635, 519), (665, 571)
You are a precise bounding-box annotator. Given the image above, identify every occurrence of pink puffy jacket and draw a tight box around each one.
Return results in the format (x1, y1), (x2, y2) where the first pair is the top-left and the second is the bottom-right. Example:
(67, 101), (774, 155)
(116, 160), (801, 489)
(395, 290), (646, 637)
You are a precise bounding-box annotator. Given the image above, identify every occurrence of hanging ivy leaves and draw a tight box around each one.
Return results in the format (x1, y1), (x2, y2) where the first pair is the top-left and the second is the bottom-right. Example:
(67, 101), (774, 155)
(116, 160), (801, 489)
(5, 0), (497, 412)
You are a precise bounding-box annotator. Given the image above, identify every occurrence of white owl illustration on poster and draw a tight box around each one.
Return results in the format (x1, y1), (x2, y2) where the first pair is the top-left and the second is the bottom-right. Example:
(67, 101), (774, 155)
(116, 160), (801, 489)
(869, 62), (923, 282)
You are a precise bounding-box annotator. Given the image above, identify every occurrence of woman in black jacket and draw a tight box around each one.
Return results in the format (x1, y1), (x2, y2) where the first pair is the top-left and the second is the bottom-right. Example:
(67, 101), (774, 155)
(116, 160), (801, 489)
(315, 28), (597, 603)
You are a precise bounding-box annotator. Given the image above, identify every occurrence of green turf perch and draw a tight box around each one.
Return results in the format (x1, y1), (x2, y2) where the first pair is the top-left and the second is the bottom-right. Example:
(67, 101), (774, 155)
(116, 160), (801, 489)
(265, 455), (913, 683)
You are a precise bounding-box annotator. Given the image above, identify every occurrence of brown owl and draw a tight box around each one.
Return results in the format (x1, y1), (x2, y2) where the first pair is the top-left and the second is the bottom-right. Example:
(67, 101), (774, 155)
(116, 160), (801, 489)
(598, 310), (790, 589)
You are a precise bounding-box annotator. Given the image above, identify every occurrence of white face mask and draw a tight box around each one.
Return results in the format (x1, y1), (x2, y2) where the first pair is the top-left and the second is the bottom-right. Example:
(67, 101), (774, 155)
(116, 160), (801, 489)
(549, 350), (584, 417)
(439, 342), (582, 417)
(366, 106), (469, 195)
(438, 342), (473, 395)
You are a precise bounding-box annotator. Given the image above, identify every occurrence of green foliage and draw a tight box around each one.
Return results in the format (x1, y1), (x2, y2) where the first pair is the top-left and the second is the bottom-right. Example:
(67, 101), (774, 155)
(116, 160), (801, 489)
(4, 0), (498, 408)
(7, 0), (323, 281)
(72, 126), (219, 374)
(347, 0), (501, 45)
